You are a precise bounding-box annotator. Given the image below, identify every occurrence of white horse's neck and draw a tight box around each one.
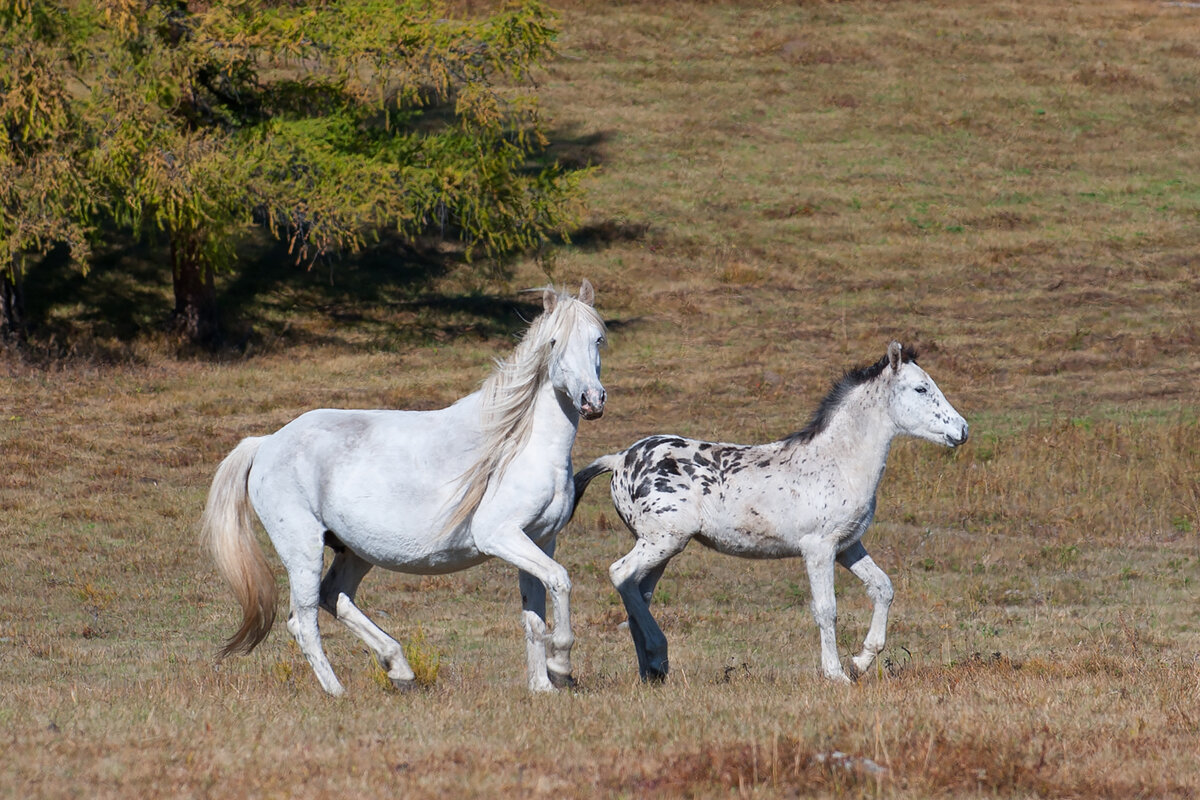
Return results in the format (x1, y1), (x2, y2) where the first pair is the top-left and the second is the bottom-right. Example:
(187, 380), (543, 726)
(523, 380), (581, 467)
(813, 381), (898, 500)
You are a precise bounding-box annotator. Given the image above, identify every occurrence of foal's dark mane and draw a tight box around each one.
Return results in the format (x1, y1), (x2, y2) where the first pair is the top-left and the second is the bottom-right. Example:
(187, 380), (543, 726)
(783, 346), (919, 446)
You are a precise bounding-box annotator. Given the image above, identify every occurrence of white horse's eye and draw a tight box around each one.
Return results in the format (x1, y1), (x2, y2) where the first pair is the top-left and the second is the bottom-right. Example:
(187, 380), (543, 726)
(549, 338), (557, 348)
(915, 385), (928, 394)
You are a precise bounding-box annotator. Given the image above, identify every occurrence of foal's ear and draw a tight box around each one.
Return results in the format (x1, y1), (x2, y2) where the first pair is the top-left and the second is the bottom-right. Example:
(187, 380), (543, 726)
(888, 341), (903, 371)
(543, 286), (558, 314)
(578, 278), (595, 306)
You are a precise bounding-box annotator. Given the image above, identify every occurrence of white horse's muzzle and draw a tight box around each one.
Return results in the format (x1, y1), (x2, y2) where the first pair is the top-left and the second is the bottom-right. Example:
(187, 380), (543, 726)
(579, 388), (606, 420)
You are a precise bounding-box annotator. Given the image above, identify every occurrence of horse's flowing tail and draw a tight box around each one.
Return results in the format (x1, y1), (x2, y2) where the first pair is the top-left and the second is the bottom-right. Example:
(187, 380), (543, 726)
(200, 436), (277, 658)
(571, 453), (622, 517)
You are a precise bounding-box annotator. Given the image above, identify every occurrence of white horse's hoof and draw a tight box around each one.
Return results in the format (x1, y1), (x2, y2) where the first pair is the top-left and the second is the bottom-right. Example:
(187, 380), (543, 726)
(390, 677), (419, 693)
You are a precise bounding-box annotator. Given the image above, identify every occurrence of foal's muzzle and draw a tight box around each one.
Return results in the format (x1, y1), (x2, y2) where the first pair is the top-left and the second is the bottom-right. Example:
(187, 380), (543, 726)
(947, 424), (969, 447)
(579, 388), (606, 420)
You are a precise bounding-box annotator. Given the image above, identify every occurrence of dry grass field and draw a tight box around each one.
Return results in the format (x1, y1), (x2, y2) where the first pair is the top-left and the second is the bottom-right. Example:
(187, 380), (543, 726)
(3, 0), (1199, 797)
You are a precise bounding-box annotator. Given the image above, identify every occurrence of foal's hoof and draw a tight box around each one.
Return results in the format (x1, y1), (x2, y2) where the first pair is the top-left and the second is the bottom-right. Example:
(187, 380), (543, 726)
(390, 677), (419, 693)
(640, 665), (669, 684)
(548, 671), (577, 690)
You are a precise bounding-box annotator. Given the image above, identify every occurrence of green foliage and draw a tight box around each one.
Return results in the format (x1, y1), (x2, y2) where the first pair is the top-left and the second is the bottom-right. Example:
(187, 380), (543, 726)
(0, 0), (582, 340)
(0, 0), (94, 277)
(402, 625), (443, 687)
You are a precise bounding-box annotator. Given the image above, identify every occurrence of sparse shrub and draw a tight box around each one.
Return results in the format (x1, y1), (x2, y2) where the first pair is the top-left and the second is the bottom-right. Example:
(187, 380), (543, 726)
(403, 627), (443, 688)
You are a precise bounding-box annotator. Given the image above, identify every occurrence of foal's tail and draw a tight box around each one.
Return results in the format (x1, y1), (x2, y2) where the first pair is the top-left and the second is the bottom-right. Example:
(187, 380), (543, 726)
(200, 436), (277, 658)
(571, 452), (622, 517)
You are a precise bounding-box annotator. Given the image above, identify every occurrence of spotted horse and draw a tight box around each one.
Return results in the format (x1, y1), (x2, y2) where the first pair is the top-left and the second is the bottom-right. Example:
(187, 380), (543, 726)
(573, 342), (968, 683)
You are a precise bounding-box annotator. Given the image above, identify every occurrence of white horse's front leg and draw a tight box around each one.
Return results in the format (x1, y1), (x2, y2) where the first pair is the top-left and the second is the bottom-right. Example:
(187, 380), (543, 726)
(519, 560), (573, 690)
(803, 544), (850, 683)
(476, 524), (574, 692)
(837, 543), (894, 677)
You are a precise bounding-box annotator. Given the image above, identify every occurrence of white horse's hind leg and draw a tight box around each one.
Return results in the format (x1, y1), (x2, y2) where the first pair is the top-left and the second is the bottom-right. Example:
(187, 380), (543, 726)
(837, 543), (894, 677)
(802, 543), (851, 683)
(333, 595), (417, 688)
(320, 551), (416, 690)
(475, 523), (574, 692)
(283, 570), (345, 696)
(285, 605), (343, 696)
(265, 511), (345, 696)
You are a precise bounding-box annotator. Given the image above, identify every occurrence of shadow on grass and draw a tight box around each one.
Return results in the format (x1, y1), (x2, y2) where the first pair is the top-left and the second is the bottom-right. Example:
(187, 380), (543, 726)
(11, 125), (636, 359)
(15, 229), (552, 360)
(20, 240), (174, 356)
(7, 116), (627, 360)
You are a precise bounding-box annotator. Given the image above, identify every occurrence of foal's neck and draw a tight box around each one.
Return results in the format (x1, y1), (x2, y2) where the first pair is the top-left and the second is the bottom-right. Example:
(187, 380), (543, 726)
(814, 382), (897, 497)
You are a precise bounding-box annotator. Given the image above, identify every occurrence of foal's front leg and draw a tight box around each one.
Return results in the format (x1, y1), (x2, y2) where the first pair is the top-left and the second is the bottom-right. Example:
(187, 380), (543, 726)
(837, 541), (894, 678)
(802, 543), (851, 683)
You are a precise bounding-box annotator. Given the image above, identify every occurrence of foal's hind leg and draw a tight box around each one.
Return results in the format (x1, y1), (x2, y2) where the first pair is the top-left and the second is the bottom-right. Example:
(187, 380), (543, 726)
(626, 563), (668, 681)
(320, 550), (416, 691)
(610, 537), (680, 682)
(836, 542), (894, 678)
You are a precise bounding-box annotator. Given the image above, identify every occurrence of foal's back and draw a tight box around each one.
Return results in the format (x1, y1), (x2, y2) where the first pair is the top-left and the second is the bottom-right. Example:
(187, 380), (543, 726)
(604, 434), (834, 559)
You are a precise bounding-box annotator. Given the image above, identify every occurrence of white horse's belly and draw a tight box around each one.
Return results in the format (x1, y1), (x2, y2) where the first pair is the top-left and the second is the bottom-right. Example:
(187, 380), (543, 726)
(250, 404), (574, 575)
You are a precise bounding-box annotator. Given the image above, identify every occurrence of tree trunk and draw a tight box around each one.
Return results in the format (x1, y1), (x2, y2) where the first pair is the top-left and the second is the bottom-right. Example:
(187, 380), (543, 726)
(170, 234), (219, 346)
(1, 268), (26, 343)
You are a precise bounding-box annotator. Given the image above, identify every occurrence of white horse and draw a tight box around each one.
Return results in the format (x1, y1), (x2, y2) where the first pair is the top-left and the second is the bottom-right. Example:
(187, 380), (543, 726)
(573, 342), (967, 683)
(202, 281), (606, 696)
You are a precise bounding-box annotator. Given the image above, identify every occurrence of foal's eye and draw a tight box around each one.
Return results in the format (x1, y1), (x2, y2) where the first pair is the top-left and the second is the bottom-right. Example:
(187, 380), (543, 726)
(915, 385), (928, 395)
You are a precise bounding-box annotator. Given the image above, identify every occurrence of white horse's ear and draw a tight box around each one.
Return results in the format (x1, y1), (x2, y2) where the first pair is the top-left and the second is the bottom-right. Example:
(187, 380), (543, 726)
(579, 279), (595, 306)
(543, 287), (558, 314)
(888, 341), (903, 371)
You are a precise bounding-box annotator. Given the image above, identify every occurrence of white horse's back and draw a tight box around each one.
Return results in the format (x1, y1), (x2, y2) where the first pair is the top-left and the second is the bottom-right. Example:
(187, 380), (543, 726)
(248, 404), (485, 566)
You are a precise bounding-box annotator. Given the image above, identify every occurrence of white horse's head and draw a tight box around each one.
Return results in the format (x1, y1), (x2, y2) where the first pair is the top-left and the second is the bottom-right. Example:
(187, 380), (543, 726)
(884, 341), (969, 447)
(543, 279), (607, 420)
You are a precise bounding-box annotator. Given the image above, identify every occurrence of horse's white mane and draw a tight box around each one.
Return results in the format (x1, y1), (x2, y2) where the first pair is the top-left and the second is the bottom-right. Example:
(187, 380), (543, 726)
(439, 285), (605, 537)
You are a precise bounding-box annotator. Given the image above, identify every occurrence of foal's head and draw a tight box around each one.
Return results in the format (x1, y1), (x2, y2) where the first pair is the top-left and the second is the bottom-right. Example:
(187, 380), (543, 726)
(881, 341), (969, 447)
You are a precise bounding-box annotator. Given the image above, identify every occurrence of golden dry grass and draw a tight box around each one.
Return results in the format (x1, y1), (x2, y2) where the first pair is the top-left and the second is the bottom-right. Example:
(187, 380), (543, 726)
(3, 0), (1199, 797)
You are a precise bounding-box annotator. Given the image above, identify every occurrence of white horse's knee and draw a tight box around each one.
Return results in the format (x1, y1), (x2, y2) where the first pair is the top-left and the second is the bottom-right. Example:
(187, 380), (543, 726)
(522, 609), (548, 643)
(549, 570), (571, 599)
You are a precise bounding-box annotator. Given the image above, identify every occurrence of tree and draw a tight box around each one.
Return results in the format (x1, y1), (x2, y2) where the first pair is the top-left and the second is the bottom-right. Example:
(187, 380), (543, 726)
(0, 0), (94, 340)
(1, 0), (583, 346)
